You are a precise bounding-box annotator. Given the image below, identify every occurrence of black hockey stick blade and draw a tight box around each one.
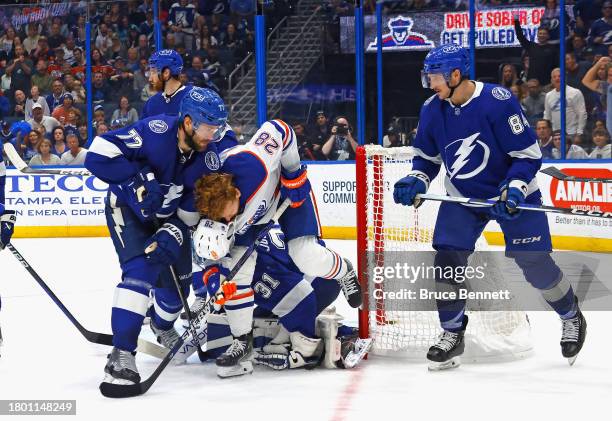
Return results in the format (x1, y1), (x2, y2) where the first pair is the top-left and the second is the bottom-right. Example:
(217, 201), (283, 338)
(541, 166), (612, 183)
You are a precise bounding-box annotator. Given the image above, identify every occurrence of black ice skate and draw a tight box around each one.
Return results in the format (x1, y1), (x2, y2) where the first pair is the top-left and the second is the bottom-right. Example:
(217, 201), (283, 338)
(338, 258), (362, 308)
(561, 303), (587, 366)
(103, 347), (140, 385)
(427, 315), (468, 371)
(216, 333), (254, 378)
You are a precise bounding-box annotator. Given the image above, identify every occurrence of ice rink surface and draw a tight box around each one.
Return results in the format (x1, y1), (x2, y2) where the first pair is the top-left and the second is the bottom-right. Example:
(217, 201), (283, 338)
(0, 237), (609, 421)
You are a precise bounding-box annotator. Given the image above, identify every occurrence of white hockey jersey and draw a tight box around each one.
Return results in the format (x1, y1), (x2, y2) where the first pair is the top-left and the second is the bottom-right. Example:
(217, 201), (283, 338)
(219, 119), (300, 242)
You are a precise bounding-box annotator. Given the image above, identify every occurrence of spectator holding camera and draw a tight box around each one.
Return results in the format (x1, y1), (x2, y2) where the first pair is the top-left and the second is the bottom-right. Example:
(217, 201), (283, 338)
(589, 128), (612, 158)
(322, 116), (358, 161)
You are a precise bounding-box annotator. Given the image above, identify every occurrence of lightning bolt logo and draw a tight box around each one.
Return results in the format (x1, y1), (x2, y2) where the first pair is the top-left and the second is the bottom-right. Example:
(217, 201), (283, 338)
(112, 207), (126, 249)
(447, 132), (490, 180)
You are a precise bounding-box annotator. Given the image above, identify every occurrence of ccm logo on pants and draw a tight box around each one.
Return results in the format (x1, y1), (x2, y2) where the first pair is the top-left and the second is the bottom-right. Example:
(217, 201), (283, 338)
(512, 236), (541, 245)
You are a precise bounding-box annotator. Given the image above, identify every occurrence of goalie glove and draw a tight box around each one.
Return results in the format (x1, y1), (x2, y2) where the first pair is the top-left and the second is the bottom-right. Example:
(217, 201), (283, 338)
(203, 265), (237, 309)
(280, 165), (311, 208)
(0, 209), (16, 250)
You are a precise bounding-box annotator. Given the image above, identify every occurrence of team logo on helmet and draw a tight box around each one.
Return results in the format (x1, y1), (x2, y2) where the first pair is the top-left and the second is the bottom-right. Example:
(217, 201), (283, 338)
(367, 16), (434, 51)
(441, 45), (462, 54)
(190, 89), (206, 102)
(158, 49), (174, 56)
(492, 87), (512, 101)
(205, 151), (220, 171)
(148, 119), (169, 133)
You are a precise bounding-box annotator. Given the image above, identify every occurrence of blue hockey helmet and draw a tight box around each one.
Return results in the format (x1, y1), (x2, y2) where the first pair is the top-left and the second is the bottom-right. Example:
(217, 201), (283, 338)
(179, 87), (228, 141)
(148, 49), (183, 76)
(421, 44), (470, 88)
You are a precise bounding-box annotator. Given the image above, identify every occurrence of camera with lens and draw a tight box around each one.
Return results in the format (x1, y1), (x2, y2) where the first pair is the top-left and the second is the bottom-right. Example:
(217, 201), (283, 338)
(335, 124), (348, 136)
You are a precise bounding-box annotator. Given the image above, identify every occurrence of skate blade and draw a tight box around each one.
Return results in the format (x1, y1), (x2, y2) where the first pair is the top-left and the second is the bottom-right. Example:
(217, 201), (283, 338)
(567, 355), (578, 366)
(102, 373), (137, 385)
(217, 361), (254, 378)
(428, 356), (461, 371)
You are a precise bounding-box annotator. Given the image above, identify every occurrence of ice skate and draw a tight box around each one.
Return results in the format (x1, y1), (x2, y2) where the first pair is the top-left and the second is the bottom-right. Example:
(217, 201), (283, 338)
(103, 347), (140, 385)
(561, 304), (587, 366)
(216, 333), (254, 378)
(337, 259), (362, 308)
(150, 320), (181, 349)
(427, 316), (467, 371)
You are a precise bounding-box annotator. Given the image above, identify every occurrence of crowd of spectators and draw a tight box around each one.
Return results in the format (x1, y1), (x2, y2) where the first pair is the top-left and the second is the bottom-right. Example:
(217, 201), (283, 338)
(0, 0), (298, 166)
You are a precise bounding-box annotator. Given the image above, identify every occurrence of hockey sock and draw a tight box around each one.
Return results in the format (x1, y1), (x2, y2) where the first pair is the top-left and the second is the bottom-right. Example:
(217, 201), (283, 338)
(111, 279), (151, 351)
(540, 275), (577, 320)
(151, 287), (184, 330)
(436, 298), (467, 332)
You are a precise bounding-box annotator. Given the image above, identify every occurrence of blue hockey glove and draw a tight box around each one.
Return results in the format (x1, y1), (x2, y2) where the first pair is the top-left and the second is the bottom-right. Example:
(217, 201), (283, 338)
(281, 165), (311, 208)
(491, 180), (528, 221)
(121, 168), (164, 220)
(393, 172), (428, 207)
(0, 210), (16, 250)
(144, 218), (188, 265)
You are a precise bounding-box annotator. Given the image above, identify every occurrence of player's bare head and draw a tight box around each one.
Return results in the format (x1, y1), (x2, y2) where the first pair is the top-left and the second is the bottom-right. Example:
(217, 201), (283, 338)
(195, 173), (241, 223)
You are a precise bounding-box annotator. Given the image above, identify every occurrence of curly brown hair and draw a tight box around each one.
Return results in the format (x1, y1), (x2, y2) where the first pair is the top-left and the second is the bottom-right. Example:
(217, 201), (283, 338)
(194, 173), (240, 221)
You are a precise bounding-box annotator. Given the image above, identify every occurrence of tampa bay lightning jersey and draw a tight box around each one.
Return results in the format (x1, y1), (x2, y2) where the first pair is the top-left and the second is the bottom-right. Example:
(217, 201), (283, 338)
(85, 115), (222, 222)
(411, 82), (542, 200)
(141, 83), (193, 118)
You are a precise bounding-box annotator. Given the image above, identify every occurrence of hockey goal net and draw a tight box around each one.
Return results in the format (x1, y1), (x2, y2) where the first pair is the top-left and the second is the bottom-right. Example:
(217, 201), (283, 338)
(356, 145), (532, 361)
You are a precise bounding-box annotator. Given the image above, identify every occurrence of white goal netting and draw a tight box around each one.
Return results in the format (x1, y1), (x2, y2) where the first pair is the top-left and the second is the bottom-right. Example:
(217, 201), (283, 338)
(356, 145), (532, 362)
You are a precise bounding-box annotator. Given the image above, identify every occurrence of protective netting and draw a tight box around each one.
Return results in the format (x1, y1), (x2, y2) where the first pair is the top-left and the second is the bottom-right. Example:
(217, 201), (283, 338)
(357, 145), (532, 361)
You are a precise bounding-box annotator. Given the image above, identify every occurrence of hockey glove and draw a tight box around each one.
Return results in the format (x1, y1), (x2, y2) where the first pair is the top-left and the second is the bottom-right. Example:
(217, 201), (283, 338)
(491, 180), (527, 221)
(144, 218), (188, 265)
(121, 167), (164, 220)
(393, 172), (428, 207)
(0, 210), (16, 250)
(281, 165), (311, 208)
(203, 265), (237, 309)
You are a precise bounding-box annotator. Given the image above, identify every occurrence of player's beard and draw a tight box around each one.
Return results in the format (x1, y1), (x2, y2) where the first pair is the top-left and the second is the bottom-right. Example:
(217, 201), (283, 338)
(182, 122), (201, 152)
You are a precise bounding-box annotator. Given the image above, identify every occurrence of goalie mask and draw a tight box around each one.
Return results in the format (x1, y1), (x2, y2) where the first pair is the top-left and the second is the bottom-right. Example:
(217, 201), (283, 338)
(193, 218), (234, 261)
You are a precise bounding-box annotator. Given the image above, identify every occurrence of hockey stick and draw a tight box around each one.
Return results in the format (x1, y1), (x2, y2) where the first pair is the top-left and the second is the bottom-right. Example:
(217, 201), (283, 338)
(540, 166), (612, 183)
(5, 243), (168, 359)
(2, 142), (92, 176)
(145, 224), (208, 363)
(417, 193), (612, 219)
(100, 199), (292, 398)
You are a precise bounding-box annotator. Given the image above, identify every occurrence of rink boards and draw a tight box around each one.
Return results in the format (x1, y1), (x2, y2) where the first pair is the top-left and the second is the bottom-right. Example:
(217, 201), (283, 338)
(4, 161), (612, 252)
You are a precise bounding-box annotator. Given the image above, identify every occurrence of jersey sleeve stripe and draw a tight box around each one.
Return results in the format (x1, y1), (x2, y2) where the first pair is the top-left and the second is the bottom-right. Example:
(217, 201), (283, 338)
(507, 143), (542, 159)
(89, 136), (123, 158)
(412, 146), (443, 164)
(274, 119), (293, 149)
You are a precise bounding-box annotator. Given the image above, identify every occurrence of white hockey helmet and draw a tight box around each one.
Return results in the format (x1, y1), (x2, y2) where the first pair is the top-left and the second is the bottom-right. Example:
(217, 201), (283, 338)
(193, 218), (234, 261)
